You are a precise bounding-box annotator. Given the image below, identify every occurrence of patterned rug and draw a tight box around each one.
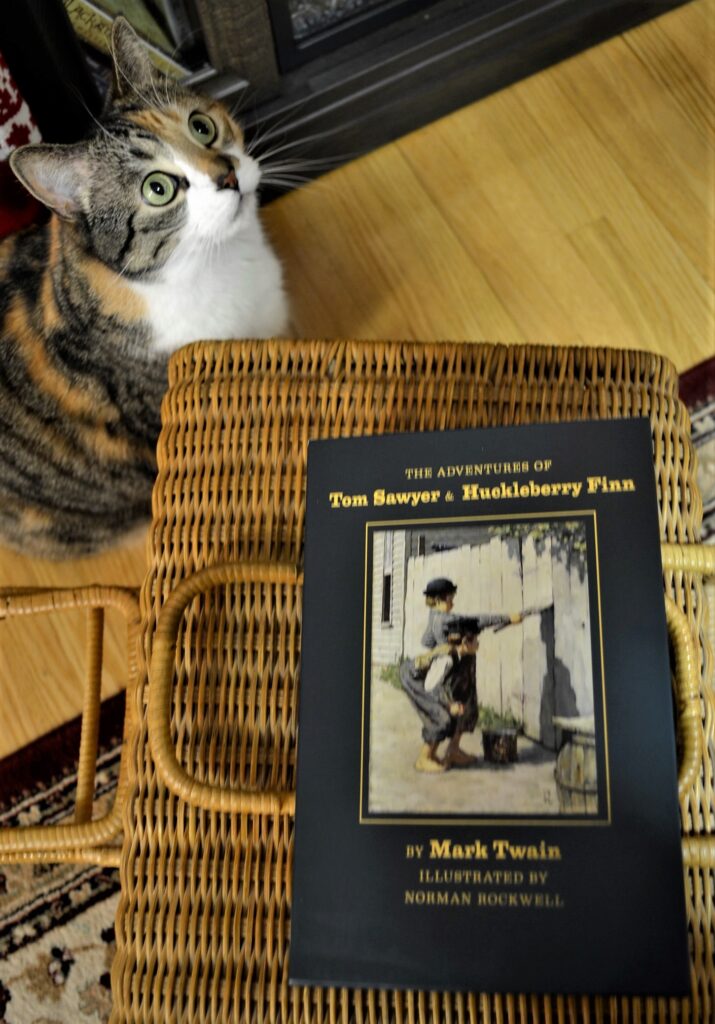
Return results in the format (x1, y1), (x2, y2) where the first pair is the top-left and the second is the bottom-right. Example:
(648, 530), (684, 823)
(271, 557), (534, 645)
(0, 358), (713, 1023)
(0, 697), (124, 1022)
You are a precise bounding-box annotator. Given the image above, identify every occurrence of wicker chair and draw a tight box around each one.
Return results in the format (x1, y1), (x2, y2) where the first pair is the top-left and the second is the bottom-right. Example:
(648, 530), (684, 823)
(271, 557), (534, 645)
(101, 340), (714, 1023)
(1, 341), (710, 1018)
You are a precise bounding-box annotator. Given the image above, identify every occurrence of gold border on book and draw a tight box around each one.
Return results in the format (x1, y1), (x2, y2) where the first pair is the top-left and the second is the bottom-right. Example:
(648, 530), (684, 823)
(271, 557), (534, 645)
(358, 509), (612, 827)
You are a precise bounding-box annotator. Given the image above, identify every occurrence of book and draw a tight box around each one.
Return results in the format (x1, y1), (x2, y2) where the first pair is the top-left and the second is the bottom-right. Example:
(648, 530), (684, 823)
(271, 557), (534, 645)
(290, 418), (689, 996)
(63, 0), (189, 79)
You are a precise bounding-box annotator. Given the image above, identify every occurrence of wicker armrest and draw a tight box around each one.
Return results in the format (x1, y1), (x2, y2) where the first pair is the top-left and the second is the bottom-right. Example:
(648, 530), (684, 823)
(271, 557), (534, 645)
(661, 544), (715, 872)
(148, 561), (300, 816)
(0, 585), (140, 866)
(665, 594), (701, 799)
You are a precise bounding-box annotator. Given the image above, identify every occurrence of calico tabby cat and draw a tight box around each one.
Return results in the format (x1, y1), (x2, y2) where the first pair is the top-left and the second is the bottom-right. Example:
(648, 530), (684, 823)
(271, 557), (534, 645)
(0, 18), (288, 559)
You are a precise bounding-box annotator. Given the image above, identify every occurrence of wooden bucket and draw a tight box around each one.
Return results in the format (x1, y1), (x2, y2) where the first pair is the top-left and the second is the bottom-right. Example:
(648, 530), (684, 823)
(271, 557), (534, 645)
(553, 717), (597, 813)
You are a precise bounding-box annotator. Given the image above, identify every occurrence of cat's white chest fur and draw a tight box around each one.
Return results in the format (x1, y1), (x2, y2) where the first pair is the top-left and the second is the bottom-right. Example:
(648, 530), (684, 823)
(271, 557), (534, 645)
(134, 207), (289, 353)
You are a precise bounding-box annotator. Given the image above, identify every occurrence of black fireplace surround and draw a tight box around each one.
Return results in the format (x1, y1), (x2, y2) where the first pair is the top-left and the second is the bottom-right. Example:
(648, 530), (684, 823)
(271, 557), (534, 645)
(0, 1), (691, 199)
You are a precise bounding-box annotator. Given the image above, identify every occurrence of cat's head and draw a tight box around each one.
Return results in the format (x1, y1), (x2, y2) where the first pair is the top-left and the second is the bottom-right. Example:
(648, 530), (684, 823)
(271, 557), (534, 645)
(10, 18), (260, 277)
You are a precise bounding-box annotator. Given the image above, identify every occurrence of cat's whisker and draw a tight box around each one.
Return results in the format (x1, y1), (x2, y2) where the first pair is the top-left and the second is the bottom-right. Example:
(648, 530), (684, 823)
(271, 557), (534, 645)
(245, 90), (329, 155)
(83, 106), (117, 143)
(118, 256), (136, 282)
(243, 97), (317, 156)
(257, 144), (316, 166)
(261, 174), (335, 195)
(207, 231), (222, 269)
(246, 92), (319, 147)
(260, 152), (353, 174)
(245, 115), (286, 158)
(229, 87), (256, 123)
(261, 158), (346, 177)
(68, 90), (133, 155)
(259, 166), (341, 194)
(262, 177), (322, 187)
(261, 166), (320, 179)
(257, 144), (365, 184)
(65, 83), (106, 132)
(244, 132), (266, 159)
(257, 134), (358, 165)
(261, 171), (321, 189)
(257, 115), (358, 153)
(245, 92), (342, 159)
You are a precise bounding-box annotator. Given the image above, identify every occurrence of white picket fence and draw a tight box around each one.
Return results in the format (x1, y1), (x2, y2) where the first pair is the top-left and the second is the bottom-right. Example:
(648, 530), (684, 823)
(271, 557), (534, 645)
(401, 533), (594, 750)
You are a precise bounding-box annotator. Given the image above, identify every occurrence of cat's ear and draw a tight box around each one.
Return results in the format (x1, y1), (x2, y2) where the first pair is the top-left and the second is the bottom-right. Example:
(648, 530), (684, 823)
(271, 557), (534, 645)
(10, 144), (89, 220)
(110, 16), (157, 99)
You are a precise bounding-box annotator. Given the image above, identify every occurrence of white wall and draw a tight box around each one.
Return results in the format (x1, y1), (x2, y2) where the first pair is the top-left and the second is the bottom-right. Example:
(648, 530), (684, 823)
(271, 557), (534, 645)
(371, 530), (407, 665)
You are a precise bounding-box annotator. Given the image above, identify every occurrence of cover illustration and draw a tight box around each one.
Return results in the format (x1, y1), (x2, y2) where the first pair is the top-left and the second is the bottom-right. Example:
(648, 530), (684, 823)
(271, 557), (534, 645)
(290, 419), (688, 996)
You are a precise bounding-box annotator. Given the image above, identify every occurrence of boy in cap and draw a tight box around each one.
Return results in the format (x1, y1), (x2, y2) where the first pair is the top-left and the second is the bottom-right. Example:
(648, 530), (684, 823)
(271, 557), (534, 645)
(400, 577), (522, 772)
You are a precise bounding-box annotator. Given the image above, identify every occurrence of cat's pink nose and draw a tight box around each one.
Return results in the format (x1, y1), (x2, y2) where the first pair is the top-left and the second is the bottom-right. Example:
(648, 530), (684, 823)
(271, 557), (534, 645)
(218, 167), (239, 191)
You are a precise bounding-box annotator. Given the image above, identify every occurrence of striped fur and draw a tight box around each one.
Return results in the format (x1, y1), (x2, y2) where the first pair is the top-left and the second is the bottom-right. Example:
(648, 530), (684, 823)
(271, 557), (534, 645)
(0, 19), (288, 558)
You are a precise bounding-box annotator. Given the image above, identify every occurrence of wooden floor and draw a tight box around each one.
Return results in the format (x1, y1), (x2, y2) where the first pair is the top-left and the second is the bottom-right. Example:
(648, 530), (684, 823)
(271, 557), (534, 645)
(0, 0), (712, 759)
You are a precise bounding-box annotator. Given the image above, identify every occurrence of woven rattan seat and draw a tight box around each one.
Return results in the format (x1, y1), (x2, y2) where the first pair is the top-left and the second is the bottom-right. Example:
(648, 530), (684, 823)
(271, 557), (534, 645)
(110, 340), (714, 1023)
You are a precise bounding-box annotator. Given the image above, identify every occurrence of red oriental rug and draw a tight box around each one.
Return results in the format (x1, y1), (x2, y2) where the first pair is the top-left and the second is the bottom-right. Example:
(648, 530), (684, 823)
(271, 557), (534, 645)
(0, 357), (713, 1022)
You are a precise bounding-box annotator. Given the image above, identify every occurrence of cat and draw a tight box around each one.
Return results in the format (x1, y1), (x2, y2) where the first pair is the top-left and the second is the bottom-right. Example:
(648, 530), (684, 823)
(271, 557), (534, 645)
(0, 17), (289, 559)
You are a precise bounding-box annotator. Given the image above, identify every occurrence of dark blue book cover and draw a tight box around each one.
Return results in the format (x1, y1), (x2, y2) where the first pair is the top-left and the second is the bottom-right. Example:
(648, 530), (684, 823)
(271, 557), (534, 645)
(290, 418), (689, 995)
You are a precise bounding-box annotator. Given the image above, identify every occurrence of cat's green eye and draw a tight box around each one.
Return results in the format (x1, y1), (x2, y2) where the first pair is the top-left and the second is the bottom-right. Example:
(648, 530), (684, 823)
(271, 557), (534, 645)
(189, 112), (217, 146)
(141, 172), (177, 206)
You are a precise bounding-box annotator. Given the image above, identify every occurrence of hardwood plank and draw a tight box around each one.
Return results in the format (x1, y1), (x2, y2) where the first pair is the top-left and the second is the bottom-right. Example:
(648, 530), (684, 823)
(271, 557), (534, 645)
(554, 39), (711, 278)
(267, 148), (527, 343)
(484, 73), (713, 353)
(483, 48), (710, 272)
(625, 0), (715, 138)
(395, 113), (626, 347)
(568, 217), (690, 346)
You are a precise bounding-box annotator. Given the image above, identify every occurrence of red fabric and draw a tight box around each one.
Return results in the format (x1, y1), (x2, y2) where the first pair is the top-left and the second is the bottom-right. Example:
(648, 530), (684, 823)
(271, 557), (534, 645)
(0, 48), (43, 238)
(0, 161), (42, 236)
(679, 356), (715, 411)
